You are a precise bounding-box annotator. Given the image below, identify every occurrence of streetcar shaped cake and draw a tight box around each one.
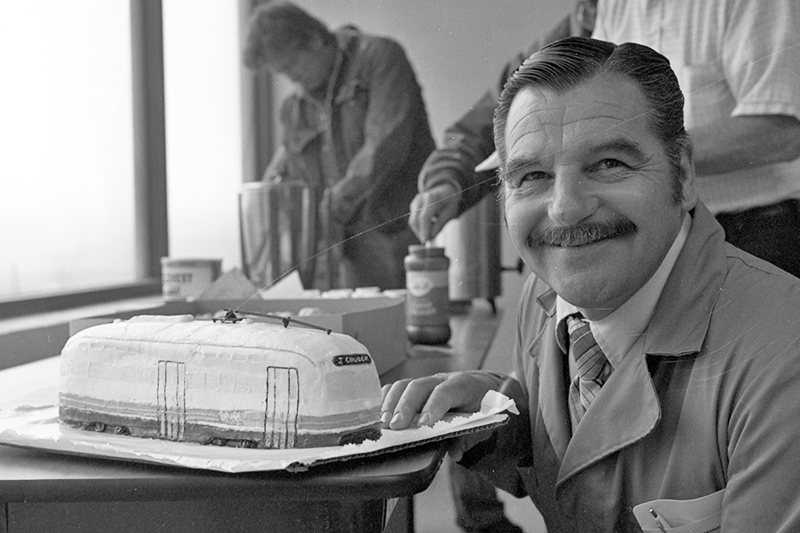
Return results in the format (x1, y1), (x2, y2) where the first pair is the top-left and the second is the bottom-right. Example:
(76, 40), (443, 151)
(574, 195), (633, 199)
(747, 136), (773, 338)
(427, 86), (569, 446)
(59, 315), (382, 449)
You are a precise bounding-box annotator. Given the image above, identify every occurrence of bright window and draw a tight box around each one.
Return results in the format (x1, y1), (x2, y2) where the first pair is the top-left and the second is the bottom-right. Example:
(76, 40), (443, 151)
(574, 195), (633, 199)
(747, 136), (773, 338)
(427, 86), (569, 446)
(0, 0), (244, 303)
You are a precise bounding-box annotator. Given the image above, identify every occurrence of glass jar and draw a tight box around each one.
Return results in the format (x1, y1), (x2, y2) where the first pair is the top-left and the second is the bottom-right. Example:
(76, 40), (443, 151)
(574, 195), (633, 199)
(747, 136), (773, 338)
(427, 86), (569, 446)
(404, 245), (451, 345)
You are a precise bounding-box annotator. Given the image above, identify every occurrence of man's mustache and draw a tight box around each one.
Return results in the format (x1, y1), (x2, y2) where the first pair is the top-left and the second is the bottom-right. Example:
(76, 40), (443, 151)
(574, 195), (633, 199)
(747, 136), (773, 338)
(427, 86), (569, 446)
(528, 218), (638, 247)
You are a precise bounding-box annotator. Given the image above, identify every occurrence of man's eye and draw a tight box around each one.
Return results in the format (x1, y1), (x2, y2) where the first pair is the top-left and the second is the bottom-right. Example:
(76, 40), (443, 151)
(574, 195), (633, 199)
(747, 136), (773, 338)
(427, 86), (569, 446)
(505, 170), (552, 190)
(592, 159), (628, 171)
(521, 170), (550, 182)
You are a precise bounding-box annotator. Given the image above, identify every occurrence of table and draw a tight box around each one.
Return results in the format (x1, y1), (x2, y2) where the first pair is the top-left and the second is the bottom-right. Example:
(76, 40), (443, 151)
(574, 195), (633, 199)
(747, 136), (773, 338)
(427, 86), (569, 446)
(0, 301), (500, 533)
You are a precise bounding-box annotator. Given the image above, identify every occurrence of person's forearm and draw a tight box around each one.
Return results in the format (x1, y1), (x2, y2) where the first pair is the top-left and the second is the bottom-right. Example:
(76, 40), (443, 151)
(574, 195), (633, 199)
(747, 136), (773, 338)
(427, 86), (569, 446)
(690, 114), (800, 176)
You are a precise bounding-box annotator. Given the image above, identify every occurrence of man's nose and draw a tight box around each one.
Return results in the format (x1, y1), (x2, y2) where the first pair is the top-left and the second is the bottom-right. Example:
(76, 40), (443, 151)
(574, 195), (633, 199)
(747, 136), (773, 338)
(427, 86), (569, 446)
(547, 171), (598, 226)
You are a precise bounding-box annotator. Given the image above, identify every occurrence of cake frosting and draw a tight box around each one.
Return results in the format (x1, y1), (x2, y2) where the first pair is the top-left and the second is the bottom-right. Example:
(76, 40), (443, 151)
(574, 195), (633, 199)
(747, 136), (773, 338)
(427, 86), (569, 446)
(59, 315), (382, 449)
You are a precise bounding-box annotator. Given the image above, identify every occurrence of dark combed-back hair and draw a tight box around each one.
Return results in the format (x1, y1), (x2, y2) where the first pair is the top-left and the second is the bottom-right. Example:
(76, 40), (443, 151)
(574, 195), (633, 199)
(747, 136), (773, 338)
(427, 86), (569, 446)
(242, 1), (335, 70)
(493, 36), (690, 202)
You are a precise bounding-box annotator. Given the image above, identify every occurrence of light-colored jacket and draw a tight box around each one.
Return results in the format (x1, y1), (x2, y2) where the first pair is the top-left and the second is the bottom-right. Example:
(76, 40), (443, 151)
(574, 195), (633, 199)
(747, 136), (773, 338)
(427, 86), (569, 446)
(467, 202), (800, 532)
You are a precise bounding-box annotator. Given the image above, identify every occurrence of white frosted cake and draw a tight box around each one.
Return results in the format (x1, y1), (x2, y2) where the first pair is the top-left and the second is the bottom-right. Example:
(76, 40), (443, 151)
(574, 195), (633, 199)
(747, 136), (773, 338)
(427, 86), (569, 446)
(59, 315), (382, 449)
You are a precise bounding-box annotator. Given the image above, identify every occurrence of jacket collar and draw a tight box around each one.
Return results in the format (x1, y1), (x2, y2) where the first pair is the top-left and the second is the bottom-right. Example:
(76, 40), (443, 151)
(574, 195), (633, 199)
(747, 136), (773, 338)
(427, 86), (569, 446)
(641, 202), (726, 357)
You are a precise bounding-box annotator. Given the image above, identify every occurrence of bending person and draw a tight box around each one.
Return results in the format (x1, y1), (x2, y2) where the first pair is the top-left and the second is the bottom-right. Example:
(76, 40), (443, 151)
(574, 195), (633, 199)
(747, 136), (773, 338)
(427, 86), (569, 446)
(243, 2), (434, 289)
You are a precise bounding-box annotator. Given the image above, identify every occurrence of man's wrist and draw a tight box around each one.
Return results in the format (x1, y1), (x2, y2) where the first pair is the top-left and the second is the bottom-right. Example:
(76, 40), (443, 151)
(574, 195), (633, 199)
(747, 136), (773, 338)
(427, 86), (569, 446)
(425, 175), (462, 197)
(420, 166), (463, 194)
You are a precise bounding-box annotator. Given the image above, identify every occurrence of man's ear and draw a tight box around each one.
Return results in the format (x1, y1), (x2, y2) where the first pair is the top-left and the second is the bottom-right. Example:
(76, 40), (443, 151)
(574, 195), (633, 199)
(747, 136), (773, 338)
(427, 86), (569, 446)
(576, 2), (598, 34)
(679, 141), (699, 210)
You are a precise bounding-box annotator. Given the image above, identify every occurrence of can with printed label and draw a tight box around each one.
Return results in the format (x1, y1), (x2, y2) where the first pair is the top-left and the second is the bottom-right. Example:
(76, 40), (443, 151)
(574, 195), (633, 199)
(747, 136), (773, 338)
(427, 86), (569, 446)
(160, 258), (222, 301)
(404, 245), (451, 345)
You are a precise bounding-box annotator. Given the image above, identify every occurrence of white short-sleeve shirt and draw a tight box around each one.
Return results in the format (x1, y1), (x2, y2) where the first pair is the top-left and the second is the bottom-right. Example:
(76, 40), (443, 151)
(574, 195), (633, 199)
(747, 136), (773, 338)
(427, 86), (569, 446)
(593, 0), (800, 213)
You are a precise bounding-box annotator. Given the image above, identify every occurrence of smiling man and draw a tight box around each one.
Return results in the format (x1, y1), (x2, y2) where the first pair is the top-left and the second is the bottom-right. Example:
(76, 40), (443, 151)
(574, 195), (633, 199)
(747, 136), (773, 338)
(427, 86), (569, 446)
(381, 37), (800, 532)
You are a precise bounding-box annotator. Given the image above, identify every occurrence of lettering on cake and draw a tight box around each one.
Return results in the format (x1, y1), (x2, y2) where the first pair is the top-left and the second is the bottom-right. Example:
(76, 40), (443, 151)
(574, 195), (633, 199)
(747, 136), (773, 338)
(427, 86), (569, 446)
(332, 354), (372, 367)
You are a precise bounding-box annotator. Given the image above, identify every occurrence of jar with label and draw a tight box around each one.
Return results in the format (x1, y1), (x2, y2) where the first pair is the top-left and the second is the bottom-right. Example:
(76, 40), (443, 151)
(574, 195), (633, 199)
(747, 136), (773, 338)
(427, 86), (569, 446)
(404, 245), (451, 345)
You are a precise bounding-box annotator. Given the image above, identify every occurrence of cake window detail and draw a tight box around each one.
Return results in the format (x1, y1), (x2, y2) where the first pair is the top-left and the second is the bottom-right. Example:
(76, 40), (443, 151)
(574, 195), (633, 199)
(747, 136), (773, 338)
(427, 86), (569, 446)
(157, 360), (186, 441)
(264, 366), (299, 449)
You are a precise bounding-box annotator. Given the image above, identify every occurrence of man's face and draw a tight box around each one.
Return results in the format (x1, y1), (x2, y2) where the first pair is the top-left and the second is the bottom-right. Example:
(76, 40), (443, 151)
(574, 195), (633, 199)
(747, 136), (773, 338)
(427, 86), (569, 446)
(267, 40), (332, 92)
(502, 74), (696, 320)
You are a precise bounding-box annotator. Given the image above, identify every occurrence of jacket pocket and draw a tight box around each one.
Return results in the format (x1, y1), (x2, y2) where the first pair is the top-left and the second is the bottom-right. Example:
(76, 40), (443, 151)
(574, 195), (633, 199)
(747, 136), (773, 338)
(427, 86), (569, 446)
(633, 489), (724, 532)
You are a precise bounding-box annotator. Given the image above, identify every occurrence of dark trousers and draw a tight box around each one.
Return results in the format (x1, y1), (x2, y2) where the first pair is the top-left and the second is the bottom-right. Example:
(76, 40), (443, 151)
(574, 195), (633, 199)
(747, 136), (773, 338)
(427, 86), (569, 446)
(715, 199), (800, 279)
(449, 462), (523, 533)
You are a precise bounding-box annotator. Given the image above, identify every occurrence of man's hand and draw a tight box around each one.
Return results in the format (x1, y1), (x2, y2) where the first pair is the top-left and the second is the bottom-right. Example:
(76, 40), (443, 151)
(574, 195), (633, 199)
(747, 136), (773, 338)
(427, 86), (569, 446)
(408, 182), (462, 243)
(380, 371), (497, 430)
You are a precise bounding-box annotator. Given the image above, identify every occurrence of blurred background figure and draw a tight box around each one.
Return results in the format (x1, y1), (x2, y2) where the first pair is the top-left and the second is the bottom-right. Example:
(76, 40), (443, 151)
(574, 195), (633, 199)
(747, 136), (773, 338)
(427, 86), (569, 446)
(243, 1), (434, 290)
(593, 0), (800, 277)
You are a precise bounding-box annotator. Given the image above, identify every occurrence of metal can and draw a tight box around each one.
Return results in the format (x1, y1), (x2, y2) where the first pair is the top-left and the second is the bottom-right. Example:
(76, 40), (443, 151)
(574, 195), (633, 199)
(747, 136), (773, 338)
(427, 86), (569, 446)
(160, 258), (222, 301)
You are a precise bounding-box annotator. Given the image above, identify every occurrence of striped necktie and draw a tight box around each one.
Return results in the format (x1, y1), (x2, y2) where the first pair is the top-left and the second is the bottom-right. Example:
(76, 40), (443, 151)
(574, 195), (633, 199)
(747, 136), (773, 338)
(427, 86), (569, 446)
(566, 314), (612, 430)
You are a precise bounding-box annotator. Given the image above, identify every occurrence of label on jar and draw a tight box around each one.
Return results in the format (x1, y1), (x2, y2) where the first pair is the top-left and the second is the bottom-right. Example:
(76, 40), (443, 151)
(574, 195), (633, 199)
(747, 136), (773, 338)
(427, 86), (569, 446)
(406, 271), (448, 297)
(406, 271), (449, 325)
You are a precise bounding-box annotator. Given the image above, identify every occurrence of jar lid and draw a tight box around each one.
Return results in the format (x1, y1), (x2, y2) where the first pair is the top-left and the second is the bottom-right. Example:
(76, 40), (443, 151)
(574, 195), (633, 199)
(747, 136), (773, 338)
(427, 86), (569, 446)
(408, 244), (446, 256)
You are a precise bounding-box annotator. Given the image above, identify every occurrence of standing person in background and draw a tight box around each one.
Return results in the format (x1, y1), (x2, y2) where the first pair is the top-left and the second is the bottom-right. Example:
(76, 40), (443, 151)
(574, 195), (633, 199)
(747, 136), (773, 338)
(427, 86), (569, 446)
(592, 0), (800, 277)
(409, 0), (598, 244)
(243, 1), (434, 290)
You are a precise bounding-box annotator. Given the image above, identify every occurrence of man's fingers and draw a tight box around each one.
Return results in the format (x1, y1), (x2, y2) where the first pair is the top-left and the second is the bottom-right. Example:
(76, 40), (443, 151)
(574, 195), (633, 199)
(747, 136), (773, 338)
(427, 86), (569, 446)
(416, 378), (475, 426)
(416, 192), (443, 243)
(408, 184), (461, 242)
(381, 372), (492, 430)
(380, 376), (446, 429)
(408, 195), (426, 241)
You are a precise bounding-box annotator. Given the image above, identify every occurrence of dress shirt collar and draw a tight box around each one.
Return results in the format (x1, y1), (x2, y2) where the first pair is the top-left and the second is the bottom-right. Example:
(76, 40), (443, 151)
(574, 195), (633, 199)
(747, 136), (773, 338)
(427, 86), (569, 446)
(556, 212), (692, 368)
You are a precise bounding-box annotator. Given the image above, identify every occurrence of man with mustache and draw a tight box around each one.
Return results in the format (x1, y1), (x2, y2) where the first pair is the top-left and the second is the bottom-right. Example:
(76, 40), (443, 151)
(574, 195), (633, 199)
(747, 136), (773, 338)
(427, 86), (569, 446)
(529, 218), (637, 248)
(382, 37), (800, 532)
